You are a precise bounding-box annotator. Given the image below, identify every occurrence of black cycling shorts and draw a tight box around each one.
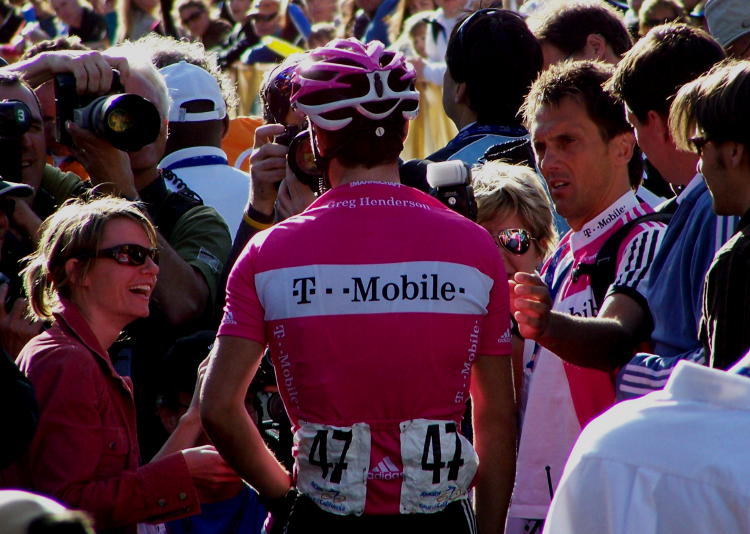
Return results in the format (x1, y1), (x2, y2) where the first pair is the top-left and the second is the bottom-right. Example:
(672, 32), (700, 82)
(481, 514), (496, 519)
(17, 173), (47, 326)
(282, 493), (478, 534)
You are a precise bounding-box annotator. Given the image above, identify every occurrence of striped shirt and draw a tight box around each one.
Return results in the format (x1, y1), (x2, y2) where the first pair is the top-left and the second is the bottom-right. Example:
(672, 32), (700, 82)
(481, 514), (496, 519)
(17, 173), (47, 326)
(511, 191), (666, 521)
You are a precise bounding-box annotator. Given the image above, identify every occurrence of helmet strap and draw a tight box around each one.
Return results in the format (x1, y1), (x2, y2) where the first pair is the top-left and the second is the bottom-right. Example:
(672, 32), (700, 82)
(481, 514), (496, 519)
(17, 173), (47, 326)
(309, 126), (332, 193)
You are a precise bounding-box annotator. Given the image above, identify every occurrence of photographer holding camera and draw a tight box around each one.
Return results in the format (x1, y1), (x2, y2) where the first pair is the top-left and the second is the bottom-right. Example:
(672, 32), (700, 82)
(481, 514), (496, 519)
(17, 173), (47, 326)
(1, 45), (232, 458)
(202, 38), (517, 534)
(226, 53), (316, 271)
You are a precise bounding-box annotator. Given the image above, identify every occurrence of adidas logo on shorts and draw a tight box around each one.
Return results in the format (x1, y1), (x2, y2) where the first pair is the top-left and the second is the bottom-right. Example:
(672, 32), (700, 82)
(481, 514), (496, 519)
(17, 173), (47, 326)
(368, 456), (403, 480)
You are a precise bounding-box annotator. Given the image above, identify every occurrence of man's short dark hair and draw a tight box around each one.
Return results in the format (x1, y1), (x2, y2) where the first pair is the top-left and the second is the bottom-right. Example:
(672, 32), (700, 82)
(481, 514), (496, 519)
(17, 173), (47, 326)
(315, 112), (409, 169)
(446, 8), (542, 126)
(522, 60), (641, 189)
(606, 23), (725, 121)
(522, 60), (631, 142)
(529, 0), (633, 58)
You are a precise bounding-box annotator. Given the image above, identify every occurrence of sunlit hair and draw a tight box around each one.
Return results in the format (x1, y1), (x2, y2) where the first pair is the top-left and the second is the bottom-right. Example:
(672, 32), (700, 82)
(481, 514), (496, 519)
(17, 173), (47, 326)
(528, 0), (632, 58)
(605, 23), (725, 121)
(105, 40), (171, 120)
(22, 196), (156, 321)
(670, 59), (750, 154)
(522, 60), (630, 142)
(472, 161), (558, 260)
(140, 33), (238, 115)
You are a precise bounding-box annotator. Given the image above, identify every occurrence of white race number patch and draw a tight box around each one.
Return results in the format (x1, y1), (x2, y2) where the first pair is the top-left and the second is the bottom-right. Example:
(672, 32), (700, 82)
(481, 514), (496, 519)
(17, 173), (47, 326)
(399, 419), (478, 514)
(295, 421), (371, 516)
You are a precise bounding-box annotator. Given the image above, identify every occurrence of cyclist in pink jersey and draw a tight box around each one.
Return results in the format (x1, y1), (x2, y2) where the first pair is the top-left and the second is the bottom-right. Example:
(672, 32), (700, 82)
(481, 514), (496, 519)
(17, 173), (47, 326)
(200, 38), (516, 533)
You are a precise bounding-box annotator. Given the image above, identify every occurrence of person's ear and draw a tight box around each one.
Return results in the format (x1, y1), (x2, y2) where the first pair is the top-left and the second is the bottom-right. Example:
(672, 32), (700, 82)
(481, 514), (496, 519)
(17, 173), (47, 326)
(611, 130), (636, 165)
(583, 33), (608, 61)
(64, 257), (87, 288)
(454, 81), (468, 105)
(724, 140), (745, 169)
(646, 110), (671, 144)
(221, 115), (230, 139)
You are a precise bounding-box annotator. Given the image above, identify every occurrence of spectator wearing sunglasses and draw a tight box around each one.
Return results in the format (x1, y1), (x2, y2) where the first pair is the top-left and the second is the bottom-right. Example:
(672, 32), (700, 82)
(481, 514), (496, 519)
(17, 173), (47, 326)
(0, 196), (242, 533)
(472, 161), (557, 427)
(240, 0), (306, 65)
(637, 0), (687, 37)
(506, 60), (667, 533)
(176, 0), (232, 49)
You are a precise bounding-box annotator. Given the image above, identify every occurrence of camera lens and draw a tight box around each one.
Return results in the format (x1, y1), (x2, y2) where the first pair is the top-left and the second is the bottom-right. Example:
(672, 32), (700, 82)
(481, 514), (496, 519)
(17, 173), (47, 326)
(75, 94), (161, 152)
(287, 130), (322, 190)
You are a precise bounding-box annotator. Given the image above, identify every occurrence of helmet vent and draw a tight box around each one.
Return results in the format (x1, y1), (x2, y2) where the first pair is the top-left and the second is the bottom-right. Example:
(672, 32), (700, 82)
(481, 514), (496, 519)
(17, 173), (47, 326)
(374, 73), (383, 97)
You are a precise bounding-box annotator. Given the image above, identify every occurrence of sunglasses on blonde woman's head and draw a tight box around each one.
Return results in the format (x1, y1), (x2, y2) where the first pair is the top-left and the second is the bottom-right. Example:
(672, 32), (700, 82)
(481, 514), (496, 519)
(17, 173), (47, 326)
(495, 229), (536, 255)
(95, 244), (159, 266)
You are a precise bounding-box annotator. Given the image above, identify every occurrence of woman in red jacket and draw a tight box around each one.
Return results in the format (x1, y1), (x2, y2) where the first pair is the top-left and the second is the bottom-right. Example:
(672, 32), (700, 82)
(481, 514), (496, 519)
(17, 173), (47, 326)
(2, 196), (241, 534)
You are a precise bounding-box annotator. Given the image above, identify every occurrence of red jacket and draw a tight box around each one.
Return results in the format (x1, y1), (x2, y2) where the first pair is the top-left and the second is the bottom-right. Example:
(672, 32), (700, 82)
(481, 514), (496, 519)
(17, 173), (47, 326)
(1, 301), (200, 533)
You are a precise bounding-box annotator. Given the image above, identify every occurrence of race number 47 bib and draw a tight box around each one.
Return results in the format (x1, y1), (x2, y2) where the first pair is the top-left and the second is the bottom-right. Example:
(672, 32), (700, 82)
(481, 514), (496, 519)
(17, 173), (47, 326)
(399, 418), (479, 514)
(295, 421), (371, 516)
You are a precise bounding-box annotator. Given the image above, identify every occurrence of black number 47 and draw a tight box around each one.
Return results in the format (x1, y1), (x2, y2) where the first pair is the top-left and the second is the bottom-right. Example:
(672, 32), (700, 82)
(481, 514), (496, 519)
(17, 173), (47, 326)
(421, 423), (464, 484)
(309, 429), (353, 484)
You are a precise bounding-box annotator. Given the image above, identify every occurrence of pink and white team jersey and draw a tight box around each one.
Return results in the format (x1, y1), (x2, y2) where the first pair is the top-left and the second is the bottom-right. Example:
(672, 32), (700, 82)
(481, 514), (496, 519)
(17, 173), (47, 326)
(219, 182), (511, 516)
(510, 191), (666, 521)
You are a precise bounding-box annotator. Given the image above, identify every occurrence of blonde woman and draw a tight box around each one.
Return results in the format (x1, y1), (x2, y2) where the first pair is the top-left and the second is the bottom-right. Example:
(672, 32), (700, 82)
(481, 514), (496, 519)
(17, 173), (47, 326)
(1, 197), (241, 533)
(472, 161), (558, 417)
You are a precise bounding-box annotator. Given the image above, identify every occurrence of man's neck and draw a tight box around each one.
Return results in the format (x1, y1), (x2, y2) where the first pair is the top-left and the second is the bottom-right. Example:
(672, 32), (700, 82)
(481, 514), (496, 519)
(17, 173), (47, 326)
(450, 105), (478, 132)
(569, 178), (632, 232)
(663, 149), (699, 188)
(327, 160), (401, 187)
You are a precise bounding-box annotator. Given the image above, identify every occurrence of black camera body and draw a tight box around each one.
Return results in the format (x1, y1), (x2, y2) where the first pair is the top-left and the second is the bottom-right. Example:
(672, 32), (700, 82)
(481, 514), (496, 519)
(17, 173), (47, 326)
(275, 124), (322, 192)
(54, 70), (161, 152)
(0, 100), (32, 182)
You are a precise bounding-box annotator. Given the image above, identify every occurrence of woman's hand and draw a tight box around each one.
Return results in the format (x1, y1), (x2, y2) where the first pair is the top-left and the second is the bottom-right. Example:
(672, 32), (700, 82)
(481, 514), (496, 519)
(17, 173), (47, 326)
(182, 445), (245, 503)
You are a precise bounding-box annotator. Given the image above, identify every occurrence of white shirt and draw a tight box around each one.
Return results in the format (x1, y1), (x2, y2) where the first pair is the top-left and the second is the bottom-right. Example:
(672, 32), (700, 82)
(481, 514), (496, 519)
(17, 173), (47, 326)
(544, 360), (750, 534)
(422, 8), (460, 86)
(159, 146), (250, 241)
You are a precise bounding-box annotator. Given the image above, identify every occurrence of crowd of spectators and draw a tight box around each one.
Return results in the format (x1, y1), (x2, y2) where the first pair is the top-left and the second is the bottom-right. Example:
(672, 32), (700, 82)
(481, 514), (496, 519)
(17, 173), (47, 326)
(1, 0), (750, 532)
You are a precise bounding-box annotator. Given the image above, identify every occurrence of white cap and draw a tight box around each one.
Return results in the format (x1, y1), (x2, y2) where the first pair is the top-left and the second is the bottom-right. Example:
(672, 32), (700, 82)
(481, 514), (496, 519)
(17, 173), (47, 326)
(705, 0), (750, 48)
(0, 490), (68, 534)
(160, 61), (227, 122)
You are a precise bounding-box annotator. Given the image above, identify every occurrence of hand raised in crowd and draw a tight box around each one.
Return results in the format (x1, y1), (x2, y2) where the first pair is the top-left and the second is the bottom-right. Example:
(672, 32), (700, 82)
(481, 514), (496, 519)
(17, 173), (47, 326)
(276, 171), (316, 220)
(10, 49), (129, 93)
(249, 124), (288, 217)
(66, 121), (139, 200)
(509, 271), (553, 341)
(0, 283), (41, 359)
(182, 445), (245, 504)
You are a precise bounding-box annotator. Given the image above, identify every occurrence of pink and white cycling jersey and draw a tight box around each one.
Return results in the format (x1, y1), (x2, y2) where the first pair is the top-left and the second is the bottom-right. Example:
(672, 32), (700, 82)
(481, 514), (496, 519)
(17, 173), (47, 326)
(219, 181), (511, 516)
(510, 191), (666, 521)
